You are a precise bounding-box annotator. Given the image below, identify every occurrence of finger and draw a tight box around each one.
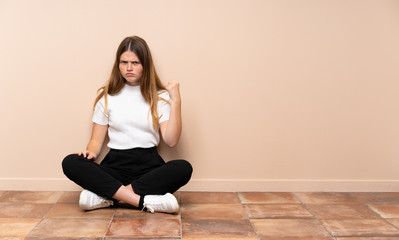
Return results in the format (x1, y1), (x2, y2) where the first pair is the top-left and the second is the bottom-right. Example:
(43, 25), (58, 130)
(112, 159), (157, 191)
(90, 153), (97, 160)
(167, 81), (178, 90)
(167, 80), (177, 86)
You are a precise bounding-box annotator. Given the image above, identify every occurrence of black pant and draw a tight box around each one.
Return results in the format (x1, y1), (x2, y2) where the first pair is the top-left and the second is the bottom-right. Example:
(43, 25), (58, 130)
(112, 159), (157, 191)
(62, 147), (192, 199)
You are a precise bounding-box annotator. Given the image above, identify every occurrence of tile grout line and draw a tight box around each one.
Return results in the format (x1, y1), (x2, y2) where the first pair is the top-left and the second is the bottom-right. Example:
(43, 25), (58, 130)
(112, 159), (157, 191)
(236, 192), (261, 240)
(297, 192), (399, 238)
(0, 190), (10, 200)
(372, 211), (399, 234)
(24, 212), (47, 238)
(179, 191), (183, 240)
(24, 191), (65, 238)
(103, 207), (116, 239)
(292, 192), (337, 239)
(351, 193), (399, 235)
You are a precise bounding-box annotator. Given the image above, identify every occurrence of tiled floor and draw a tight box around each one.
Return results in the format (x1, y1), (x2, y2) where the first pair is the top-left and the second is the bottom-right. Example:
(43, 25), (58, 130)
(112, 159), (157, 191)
(1, 191), (399, 239)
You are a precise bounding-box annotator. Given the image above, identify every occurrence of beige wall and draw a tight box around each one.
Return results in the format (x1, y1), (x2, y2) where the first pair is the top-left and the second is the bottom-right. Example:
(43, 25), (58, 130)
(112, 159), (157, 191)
(1, 0), (399, 192)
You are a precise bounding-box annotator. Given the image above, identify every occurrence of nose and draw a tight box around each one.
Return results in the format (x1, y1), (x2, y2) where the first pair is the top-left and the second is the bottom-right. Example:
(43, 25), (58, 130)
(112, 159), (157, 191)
(127, 63), (133, 71)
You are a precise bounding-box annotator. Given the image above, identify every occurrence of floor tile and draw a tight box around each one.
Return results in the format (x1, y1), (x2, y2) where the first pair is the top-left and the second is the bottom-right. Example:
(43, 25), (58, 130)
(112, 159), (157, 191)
(183, 238), (258, 240)
(386, 219), (399, 228)
(181, 192), (240, 204)
(321, 219), (399, 237)
(57, 191), (81, 204)
(106, 219), (180, 237)
(45, 203), (115, 218)
(238, 192), (299, 204)
(259, 238), (334, 240)
(294, 192), (359, 204)
(182, 204), (247, 219)
(27, 218), (110, 238)
(0, 202), (53, 218)
(367, 204), (399, 218)
(251, 219), (331, 238)
(337, 238), (399, 240)
(244, 204), (313, 219)
(182, 219), (257, 239)
(115, 207), (180, 219)
(351, 193), (399, 203)
(105, 238), (180, 240)
(0, 218), (41, 237)
(25, 238), (102, 240)
(2, 190), (399, 239)
(307, 203), (380, 219)
(0, 238), (23, 240)
(0, 191), (64, 204)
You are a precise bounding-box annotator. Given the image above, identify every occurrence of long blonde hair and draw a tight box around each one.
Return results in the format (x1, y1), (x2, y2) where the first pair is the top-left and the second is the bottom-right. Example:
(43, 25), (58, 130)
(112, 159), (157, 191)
(94, 36), (166, 130)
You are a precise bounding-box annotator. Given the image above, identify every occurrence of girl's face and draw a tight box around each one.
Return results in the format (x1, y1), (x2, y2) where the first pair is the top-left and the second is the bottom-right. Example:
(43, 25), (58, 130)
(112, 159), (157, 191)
(119, 50), (143, 86)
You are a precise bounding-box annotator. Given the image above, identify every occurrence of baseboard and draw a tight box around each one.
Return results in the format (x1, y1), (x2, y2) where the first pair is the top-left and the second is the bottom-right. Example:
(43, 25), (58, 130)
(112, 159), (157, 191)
(0, 178), (83, 191)
(1, 178), (399, 192)
(184, 179), (399, 192)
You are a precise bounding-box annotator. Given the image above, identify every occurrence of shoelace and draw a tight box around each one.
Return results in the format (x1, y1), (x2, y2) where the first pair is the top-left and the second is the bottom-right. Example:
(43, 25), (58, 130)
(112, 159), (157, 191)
(142, 202), (163, 213)
(142, 203), (154, 213)
(90, 194), (101, 205)
(92, 194), (113, 206)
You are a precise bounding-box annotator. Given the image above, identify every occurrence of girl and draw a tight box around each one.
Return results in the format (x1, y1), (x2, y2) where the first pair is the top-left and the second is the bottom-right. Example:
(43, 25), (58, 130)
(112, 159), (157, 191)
(62, 36), (192, 214)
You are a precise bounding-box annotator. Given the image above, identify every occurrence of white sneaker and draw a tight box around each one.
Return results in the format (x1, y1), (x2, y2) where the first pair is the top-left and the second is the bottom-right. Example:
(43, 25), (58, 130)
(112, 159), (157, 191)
(143, 193), (179, 214)
(79, 189), (114, 210)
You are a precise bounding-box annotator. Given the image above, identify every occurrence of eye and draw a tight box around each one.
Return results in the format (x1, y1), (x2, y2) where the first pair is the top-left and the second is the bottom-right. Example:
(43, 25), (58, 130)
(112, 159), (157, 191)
(133, 61), (140, 65)
(120, 60), (128, 64)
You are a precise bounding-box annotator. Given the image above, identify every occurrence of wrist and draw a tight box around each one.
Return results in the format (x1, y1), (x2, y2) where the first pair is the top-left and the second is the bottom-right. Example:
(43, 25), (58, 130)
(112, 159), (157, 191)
(170, 98), (181, 105)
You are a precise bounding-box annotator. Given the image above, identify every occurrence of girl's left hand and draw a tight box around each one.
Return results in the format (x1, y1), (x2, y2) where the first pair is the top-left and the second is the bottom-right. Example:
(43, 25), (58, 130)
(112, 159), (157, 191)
(166, 80), (181, 103)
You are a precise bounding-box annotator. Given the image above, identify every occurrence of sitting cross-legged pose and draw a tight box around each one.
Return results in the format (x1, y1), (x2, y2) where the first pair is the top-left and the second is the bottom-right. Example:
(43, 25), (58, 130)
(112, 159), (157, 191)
(62, 36), (192, 214)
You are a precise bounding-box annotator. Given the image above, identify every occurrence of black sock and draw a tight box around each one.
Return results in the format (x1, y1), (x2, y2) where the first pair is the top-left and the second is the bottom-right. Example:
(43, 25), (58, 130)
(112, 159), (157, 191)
(138, 195), (145, 209)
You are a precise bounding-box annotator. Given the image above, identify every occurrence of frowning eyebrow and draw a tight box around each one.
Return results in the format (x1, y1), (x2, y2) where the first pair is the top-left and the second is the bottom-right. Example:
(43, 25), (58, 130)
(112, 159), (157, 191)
(120, 60), (140, 64)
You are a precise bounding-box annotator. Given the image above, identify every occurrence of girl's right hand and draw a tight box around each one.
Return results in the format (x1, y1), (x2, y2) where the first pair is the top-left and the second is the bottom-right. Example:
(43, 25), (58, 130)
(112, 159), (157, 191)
(77, 150), (96, 160)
